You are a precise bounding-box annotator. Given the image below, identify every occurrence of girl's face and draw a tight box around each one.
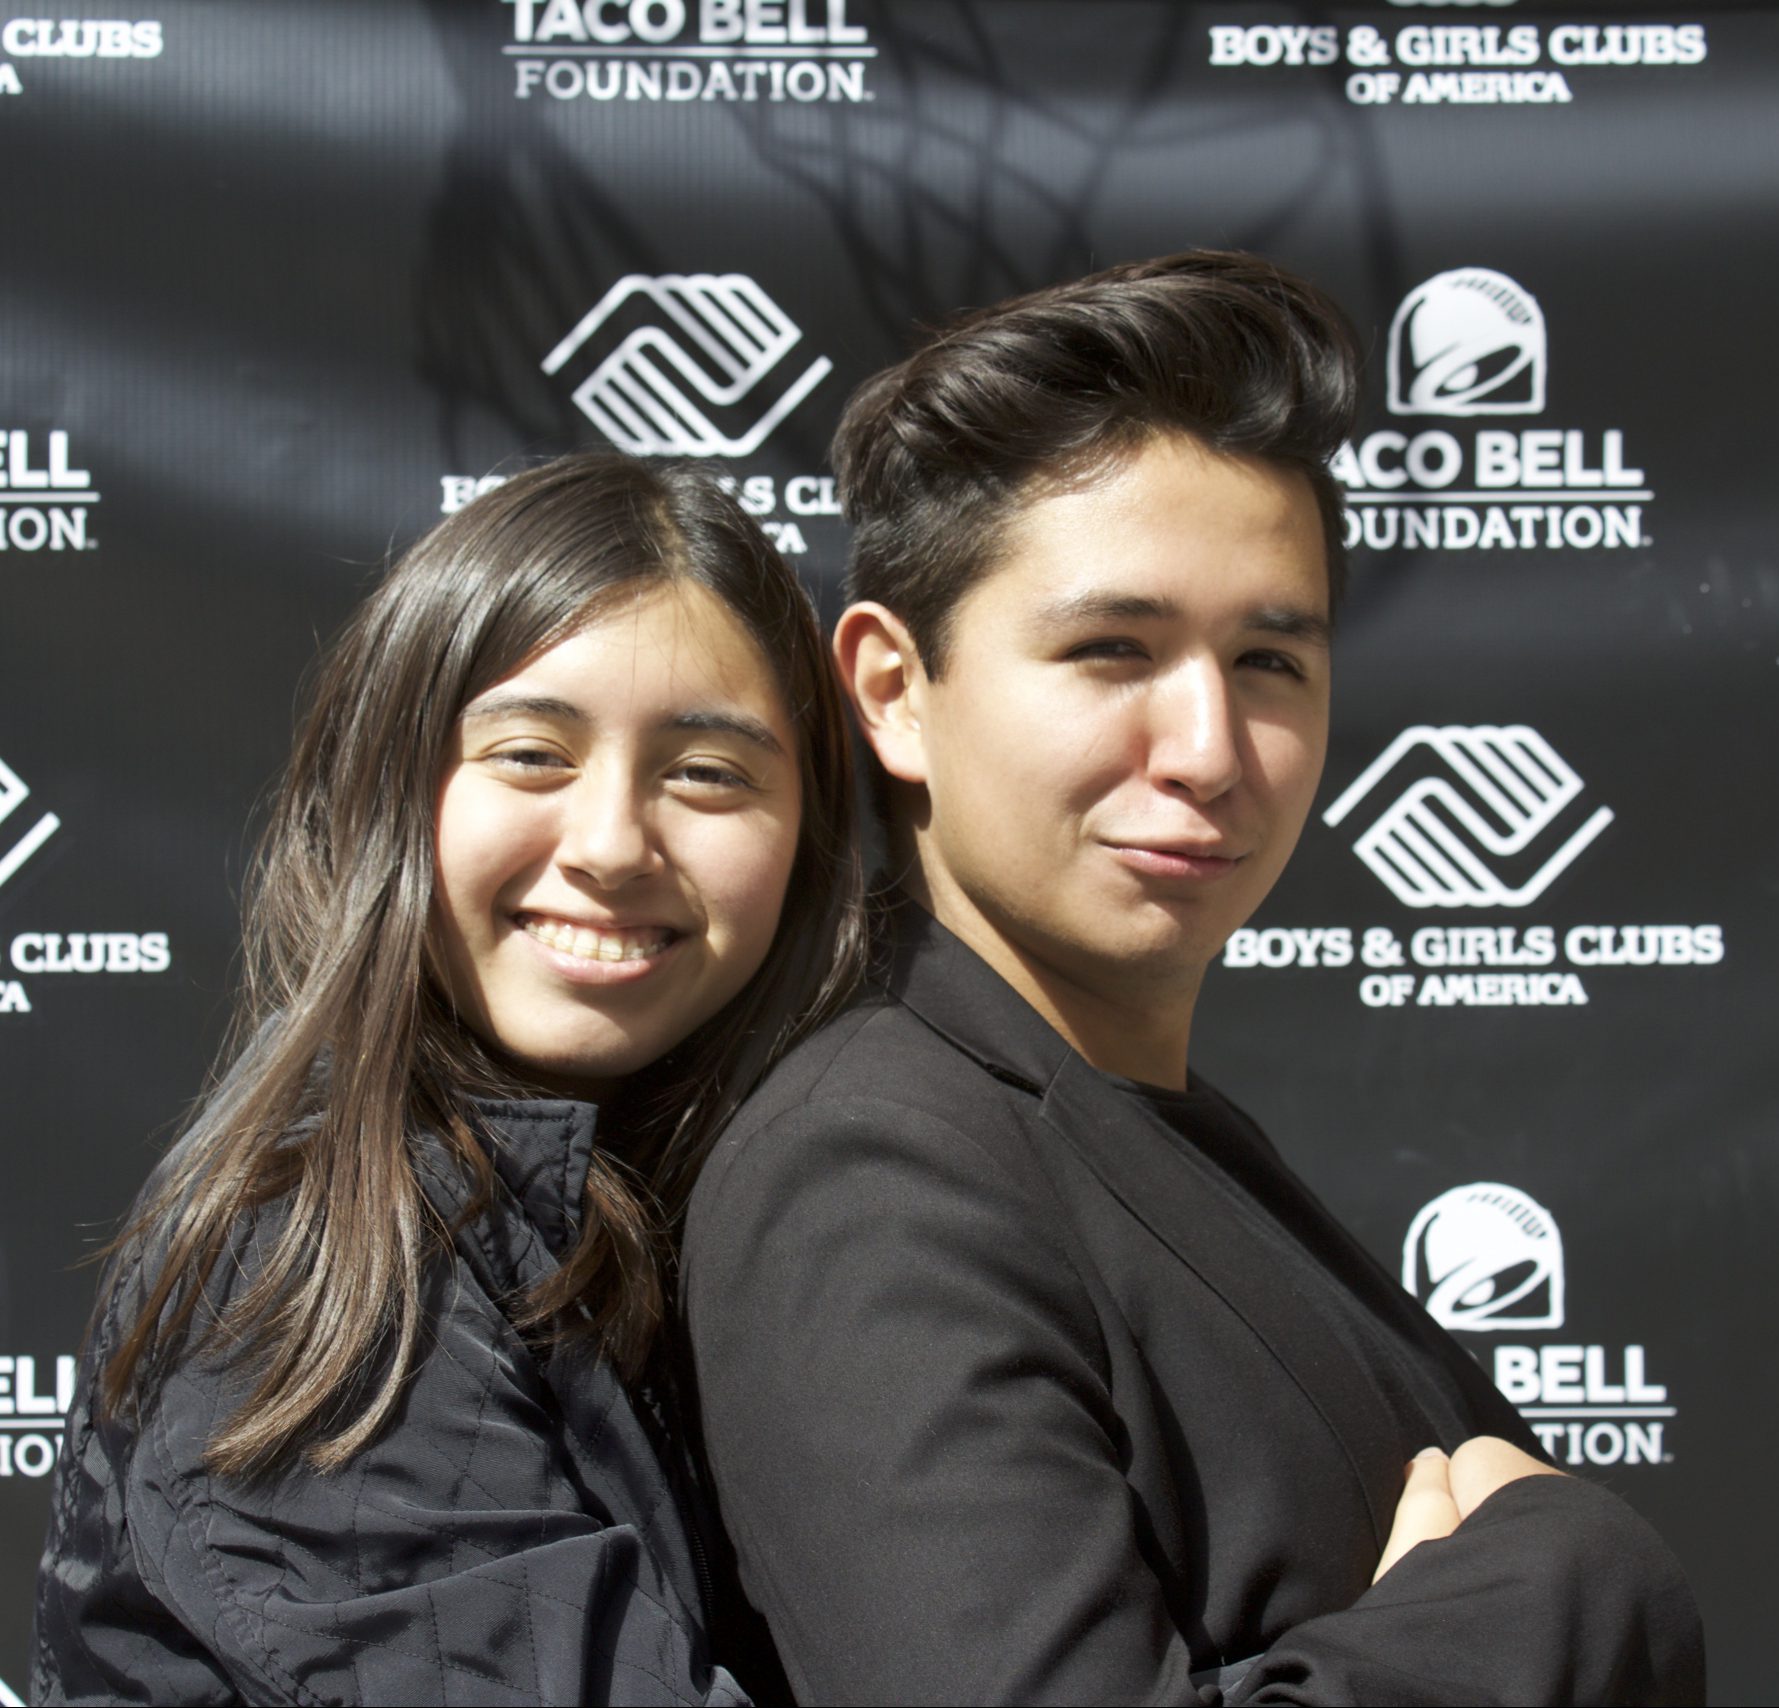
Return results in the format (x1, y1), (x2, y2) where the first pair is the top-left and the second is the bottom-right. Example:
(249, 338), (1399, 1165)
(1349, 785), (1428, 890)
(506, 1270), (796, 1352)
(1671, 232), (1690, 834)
(432, 581), (802, 1100)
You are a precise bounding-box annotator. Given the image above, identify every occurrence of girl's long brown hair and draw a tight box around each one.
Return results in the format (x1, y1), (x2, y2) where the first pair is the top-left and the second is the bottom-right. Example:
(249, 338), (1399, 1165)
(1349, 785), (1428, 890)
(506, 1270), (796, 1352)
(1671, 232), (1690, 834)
(100, 452), (864, 1477)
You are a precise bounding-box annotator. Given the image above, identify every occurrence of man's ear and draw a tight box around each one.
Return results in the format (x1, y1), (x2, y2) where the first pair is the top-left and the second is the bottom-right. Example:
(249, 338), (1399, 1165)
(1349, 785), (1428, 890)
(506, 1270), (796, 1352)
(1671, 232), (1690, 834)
(832, 602), (930, 786)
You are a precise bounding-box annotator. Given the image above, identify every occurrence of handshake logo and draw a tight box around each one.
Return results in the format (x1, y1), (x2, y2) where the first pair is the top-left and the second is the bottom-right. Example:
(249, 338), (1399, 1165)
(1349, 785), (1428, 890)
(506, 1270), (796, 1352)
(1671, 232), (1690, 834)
(0, 755), (58, 892)
(1323, 725), (1613, 909)
(543, 274), (832, 458)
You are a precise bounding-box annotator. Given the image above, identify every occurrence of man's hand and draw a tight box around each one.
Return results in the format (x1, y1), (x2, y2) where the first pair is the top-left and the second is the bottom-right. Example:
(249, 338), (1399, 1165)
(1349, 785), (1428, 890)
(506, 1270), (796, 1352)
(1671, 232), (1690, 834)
(1373, 1447), (1461, 1582)
(1373, 1437), (1565, 1582)
(1448, 1434), (1564, 1519)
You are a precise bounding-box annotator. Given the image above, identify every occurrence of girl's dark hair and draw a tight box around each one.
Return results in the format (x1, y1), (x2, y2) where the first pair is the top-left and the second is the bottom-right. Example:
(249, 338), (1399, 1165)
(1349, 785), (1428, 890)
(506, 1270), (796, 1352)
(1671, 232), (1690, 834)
(834, 249), (1362, 675)
(101, 452), (865, 1477)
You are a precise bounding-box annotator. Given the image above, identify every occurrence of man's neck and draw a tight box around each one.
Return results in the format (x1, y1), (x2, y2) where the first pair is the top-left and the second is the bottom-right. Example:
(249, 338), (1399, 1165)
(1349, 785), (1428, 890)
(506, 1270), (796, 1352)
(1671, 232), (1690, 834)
(901, 868), (1201, 1093)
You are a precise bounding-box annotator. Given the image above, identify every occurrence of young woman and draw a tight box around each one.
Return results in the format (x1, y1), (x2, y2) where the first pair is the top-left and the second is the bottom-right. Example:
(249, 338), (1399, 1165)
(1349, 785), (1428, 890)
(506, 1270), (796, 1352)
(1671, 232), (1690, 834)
(32, 453), (864, 1706)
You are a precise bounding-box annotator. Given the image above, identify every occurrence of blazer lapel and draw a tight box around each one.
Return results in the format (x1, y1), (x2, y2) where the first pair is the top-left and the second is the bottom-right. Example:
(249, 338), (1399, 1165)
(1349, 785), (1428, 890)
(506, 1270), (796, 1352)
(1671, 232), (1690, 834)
(878, 896), (1079, 1091)
(883, 894), (1406, 1543)
(1038, 1053), (1401, 1544)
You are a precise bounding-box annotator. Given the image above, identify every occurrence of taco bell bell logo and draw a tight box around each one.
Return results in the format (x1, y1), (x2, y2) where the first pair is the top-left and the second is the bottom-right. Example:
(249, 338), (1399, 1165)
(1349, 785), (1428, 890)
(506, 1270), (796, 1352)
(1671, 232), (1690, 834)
(1387, 268), (1547, 417)
(1403, 1181), (1565, 1331)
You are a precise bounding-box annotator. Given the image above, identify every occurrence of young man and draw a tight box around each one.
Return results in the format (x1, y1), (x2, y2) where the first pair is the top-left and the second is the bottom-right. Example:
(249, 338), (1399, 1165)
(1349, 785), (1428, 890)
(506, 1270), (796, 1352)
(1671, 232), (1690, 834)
(682, 253), (1702, 1705)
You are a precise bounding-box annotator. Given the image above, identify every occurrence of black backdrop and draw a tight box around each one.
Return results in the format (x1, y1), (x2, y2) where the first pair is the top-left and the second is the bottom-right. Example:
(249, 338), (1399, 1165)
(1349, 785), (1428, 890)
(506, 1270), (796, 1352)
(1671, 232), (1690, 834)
(2, 3), (1775, 1701)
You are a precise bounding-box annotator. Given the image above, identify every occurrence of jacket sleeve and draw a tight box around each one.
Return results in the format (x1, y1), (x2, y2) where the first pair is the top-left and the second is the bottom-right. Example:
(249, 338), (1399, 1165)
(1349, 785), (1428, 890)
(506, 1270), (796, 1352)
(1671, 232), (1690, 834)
(684, 1098), (1703, 1708)
(114, 1293), (747, 1707)
(1230, 1475), (1701, 1706)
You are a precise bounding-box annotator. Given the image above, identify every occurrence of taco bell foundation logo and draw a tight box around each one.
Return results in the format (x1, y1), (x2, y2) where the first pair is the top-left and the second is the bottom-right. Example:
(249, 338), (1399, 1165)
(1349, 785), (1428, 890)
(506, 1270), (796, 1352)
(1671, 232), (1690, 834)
(0, 1354), (74, 1478)
(0, 430), (98, 553)
(1336, 266), (1651, 553)
(503, 0), (875, 104)
(1405, 1185), (1675, 1469)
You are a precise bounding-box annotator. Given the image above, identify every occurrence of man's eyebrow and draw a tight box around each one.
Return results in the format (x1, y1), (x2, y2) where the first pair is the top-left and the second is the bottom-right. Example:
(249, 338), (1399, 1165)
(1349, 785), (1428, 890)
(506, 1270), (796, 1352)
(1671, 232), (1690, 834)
(667, 710), (786, 758)
(1030, 591), (1182, 627)
(1028, 591), (1331, 648)
(1244, 607), (1333, 647)
(459, 692), (588, 725)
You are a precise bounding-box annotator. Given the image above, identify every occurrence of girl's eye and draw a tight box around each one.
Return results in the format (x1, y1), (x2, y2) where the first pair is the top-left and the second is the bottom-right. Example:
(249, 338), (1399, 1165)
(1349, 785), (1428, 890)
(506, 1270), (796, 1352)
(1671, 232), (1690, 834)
(673, 760), (754, 791)
(490, 745), (570, 772)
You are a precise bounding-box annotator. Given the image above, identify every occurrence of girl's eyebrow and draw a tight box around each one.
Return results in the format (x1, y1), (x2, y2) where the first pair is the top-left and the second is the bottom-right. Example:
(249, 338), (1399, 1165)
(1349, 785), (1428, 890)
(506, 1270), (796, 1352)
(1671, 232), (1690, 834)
(460, 692), (588, 725)
(667, 710), (786, 758)
(460, 695), (785, 758)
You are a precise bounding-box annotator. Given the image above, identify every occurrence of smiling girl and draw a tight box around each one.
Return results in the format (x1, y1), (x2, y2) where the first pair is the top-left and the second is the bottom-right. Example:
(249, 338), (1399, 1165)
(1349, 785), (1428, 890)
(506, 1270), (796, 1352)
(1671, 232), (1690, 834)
(32, 453), (863, 1705)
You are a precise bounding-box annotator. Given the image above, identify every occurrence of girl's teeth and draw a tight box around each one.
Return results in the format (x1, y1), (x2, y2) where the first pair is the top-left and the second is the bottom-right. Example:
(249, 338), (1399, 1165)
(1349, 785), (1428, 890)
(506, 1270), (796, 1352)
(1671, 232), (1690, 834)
(525, 919), (668, 962)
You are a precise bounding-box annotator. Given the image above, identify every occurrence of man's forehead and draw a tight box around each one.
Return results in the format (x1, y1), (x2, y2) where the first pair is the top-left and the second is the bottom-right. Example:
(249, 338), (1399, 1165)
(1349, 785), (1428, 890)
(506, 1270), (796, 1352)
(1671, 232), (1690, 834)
(999, 434), (1320, 551)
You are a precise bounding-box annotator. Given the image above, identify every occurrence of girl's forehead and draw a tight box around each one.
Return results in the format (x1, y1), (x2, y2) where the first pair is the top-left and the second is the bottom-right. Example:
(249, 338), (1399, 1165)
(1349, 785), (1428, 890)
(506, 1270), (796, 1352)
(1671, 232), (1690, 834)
(486, 580), (790, 721)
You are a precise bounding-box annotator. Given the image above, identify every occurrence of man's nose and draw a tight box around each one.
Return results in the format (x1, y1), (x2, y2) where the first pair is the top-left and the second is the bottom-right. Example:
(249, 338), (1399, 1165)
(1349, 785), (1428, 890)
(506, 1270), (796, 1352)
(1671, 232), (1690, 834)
(1149, 661), (1243, 802)
(559, 766), (663, 889)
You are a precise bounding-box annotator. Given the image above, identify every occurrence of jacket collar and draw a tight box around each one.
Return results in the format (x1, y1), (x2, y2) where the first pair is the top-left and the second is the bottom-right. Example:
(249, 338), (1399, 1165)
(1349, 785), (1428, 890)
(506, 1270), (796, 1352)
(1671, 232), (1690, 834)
(877, 893), (1079, 1096)
(877, 893), (1403, 1543)
(465, 1097), (600, 1261)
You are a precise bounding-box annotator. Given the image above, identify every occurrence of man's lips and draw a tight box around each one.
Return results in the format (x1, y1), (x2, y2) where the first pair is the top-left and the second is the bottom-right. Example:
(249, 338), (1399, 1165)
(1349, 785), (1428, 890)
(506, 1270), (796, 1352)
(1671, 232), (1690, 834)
(1104, 841), (1249, 880)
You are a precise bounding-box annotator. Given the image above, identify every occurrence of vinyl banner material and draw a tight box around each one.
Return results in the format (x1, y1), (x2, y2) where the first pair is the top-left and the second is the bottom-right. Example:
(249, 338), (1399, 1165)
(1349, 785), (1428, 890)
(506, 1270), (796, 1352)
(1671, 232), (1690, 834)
(2, 3), (1774, 1700)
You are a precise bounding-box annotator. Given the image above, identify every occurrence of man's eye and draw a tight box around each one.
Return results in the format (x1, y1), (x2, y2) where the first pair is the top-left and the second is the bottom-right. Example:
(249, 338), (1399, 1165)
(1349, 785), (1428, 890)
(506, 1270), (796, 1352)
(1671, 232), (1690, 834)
(1065, 638), (1147, 663)
(1239, 650), (1306, 679)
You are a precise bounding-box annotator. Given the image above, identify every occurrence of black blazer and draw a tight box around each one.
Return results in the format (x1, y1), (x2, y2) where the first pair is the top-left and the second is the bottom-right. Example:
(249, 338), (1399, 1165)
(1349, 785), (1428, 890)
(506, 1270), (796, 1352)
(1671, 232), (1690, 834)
(683, 902), (1702, 1705)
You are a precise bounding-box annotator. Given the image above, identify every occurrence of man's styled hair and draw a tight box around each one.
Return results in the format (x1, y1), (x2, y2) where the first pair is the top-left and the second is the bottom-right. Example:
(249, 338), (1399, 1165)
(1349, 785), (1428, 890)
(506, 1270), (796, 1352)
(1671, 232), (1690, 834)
(833, 250), (1361, 676)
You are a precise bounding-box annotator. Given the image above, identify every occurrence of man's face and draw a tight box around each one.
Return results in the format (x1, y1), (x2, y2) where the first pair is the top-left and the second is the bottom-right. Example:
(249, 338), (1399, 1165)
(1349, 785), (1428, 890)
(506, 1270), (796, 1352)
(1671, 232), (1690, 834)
(904, 432), (1331, 1014)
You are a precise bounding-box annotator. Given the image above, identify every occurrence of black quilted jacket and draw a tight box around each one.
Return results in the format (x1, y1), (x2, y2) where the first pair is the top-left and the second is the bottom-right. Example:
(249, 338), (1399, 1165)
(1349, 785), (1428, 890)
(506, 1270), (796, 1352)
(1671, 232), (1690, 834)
(32, 1099), (747, 1707)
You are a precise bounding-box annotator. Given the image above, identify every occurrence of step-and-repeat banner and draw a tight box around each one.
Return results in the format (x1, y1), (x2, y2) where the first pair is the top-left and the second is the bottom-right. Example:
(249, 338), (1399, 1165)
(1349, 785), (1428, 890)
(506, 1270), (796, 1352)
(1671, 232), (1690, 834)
(2, 3), (1774, 1700)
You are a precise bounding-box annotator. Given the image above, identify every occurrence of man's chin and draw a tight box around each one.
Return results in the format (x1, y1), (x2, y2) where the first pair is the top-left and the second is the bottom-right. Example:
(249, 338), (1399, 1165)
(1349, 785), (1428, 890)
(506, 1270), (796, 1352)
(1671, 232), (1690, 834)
(1038, 915), (1224, 992)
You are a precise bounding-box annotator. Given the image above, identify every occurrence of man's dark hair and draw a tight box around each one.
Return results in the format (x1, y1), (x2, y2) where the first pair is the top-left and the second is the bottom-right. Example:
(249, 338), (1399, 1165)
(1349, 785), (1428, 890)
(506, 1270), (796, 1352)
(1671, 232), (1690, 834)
(833, 250), (1361, 676)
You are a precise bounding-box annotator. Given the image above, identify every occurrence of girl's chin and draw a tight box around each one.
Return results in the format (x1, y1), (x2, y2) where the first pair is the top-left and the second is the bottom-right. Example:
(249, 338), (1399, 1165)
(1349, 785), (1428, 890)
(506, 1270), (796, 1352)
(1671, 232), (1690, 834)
(483, 1025), (673, 1104)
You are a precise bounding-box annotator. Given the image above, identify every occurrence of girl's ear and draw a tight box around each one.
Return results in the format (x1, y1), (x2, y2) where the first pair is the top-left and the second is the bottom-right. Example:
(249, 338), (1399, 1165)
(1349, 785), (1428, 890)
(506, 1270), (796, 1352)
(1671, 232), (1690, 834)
(832, 603), (930, 787)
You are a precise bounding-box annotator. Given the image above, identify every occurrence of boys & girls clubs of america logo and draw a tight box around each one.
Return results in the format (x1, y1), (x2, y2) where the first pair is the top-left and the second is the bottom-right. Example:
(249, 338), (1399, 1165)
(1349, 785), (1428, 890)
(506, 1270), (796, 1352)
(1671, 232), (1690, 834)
(442, 272), (845, 559)
(0, 755), (170, 1017)
(1221, 722), (1725, 1011)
